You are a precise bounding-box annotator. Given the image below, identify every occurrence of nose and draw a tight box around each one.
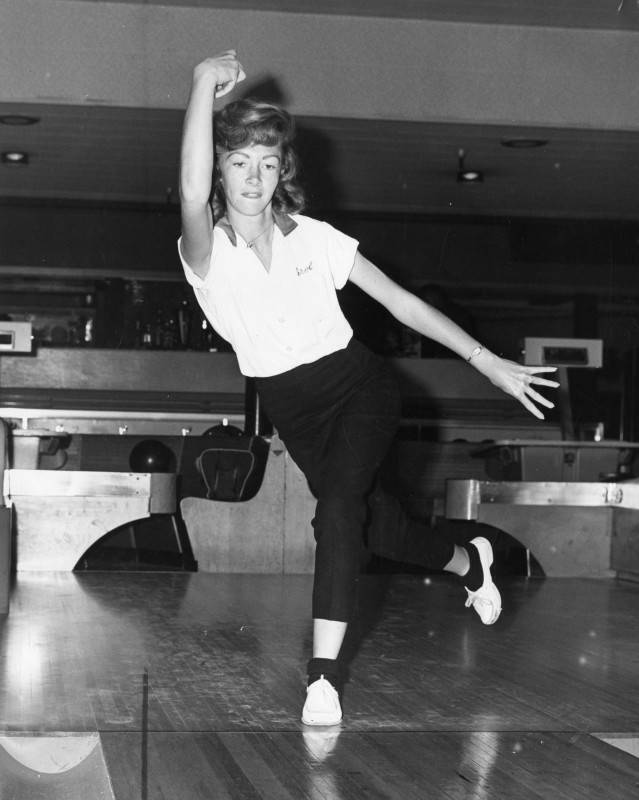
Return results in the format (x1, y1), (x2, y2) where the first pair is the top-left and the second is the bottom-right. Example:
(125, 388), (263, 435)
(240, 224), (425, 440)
(246, 164), (261, 184)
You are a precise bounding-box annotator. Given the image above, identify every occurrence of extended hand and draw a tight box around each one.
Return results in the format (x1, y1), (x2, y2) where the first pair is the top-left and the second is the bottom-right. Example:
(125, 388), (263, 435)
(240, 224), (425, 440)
(477, 355), (560, 420)
(193, 50), (246, 98)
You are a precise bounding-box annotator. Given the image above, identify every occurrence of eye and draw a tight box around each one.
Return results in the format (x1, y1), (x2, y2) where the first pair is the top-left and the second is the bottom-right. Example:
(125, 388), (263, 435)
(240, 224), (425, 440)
(231, 159), (247, 168)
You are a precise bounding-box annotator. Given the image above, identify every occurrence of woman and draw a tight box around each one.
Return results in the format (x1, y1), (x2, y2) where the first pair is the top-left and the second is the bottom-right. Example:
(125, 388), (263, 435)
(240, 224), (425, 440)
(178, 51), (559, 726)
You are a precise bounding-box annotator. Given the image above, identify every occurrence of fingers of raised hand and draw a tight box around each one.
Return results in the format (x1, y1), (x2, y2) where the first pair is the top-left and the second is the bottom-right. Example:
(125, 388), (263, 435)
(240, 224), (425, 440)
(194, 51), (245, 96)
(214, 61), (246, 97)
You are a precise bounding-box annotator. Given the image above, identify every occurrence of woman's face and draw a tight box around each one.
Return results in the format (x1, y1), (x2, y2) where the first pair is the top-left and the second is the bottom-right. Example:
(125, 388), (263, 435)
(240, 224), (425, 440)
(218, 143), (282, 218)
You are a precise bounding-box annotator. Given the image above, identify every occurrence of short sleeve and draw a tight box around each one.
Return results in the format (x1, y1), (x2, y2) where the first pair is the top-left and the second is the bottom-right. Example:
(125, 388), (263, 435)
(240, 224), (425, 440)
(323, 223), (359, 289)
(177, 236), (208, 290)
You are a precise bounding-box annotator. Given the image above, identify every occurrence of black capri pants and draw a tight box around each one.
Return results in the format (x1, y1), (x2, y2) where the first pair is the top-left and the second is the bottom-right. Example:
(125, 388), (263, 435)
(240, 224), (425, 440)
(255, 338), (457, 622)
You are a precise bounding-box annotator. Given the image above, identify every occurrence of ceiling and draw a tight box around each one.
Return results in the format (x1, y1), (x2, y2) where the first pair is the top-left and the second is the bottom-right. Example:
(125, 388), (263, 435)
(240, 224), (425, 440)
(2, 0), (639, 222)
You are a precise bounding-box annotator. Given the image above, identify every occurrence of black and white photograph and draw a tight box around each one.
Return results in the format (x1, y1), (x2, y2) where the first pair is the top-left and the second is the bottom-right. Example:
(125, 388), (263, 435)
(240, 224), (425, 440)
(1, 2), (639, 797)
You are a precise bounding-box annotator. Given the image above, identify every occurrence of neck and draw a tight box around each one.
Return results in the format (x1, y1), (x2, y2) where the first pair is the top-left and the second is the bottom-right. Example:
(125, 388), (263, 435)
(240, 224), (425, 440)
(227, 209), (274, 241)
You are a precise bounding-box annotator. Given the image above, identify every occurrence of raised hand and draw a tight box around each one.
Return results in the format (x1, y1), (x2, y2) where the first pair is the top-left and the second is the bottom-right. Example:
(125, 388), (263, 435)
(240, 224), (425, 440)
(193, 49), (246, 98)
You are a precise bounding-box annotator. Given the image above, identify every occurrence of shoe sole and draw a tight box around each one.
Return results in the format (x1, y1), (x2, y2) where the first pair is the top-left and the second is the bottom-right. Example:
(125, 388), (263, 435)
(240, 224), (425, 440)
(470, 536), (493, 571)
(302, 703), (342, 726)
(468, 536), (501, 624)
(302, 713), (342, 726)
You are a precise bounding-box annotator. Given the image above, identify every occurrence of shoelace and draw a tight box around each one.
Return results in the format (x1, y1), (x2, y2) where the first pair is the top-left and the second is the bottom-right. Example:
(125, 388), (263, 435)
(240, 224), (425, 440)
(308, 678), (338, 704)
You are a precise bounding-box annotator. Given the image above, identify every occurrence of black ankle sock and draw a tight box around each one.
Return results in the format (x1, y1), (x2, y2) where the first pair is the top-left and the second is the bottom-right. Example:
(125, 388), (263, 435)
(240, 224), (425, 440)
(307, 658), (339, 688)
(463, 542), (485, 591)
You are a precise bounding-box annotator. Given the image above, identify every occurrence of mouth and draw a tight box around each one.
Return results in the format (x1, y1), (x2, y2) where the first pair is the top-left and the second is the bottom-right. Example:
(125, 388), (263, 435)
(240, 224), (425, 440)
(242, 192), (262, 199)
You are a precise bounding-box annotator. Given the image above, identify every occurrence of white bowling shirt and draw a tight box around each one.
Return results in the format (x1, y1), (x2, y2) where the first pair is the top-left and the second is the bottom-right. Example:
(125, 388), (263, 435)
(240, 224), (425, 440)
(179, 212), (358, 377)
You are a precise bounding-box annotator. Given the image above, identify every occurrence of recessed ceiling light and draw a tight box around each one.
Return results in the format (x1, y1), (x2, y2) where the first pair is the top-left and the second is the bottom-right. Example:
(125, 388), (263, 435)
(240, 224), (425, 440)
(501, 138), (549, 149)
(458, 169), (482, 182)
(0, 114), (40, 126)
(2, 151), (29, 166)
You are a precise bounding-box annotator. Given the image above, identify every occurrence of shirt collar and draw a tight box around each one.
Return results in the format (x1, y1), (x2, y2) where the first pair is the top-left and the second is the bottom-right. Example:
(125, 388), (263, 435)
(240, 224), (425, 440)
(216, 211), (298, 246)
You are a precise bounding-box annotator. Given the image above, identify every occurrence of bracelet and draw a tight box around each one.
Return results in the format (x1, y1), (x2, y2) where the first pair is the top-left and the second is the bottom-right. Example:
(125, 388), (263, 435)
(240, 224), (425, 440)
(467, 345), (484, 362)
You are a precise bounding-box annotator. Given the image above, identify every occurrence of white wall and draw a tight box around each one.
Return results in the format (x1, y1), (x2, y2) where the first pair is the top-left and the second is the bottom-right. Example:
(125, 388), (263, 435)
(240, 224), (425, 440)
(2, 0), (639, 130)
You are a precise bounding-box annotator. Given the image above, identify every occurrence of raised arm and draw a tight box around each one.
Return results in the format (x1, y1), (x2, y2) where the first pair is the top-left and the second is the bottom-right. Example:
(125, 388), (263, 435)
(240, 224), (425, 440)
(179, 51), (245, 278)
(349, 252), (559, 419)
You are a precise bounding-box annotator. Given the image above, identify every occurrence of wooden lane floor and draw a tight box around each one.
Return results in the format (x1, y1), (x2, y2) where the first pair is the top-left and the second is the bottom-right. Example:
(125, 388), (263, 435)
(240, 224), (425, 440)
(0, 571), (638, 798)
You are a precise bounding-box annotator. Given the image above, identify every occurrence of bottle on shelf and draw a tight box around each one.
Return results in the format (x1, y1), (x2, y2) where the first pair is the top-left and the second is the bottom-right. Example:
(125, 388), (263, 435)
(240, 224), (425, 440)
(84, 317), (93, 345)
(142, 322), (153, 349)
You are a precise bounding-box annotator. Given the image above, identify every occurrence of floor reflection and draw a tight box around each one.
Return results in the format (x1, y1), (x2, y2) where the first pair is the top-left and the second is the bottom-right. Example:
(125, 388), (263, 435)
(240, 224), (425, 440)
(452, 730), (499, 799)
(302, 725), (342, 763)
(302, 726), (344, 800)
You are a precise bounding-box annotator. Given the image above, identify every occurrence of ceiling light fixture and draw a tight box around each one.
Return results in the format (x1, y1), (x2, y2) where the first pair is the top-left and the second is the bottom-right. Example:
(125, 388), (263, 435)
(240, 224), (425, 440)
(0, 114), (40, 126)
(501, 138), (548, 149)
(2, 151), (29, 166)
(457, 149), (483, 183)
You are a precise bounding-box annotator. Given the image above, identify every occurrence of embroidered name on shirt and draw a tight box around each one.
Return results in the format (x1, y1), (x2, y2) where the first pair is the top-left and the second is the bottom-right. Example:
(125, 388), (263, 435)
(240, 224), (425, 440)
(296, 262), (313, 276)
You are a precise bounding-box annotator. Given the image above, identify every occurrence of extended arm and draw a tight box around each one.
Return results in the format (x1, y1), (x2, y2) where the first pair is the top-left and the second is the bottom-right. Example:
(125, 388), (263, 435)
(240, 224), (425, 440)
(179, 51), (245, 278)
(349, 253), (559, 419)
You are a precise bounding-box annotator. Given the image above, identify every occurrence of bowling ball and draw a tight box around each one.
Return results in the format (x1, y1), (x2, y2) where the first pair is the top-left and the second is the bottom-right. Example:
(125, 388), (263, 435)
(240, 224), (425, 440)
(203, 423), (244, 438)
(129, 439), (176, 473)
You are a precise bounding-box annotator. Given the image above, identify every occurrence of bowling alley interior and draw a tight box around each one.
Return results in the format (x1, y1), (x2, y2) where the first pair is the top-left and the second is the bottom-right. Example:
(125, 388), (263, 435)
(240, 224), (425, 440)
(1, 2), (639, 798)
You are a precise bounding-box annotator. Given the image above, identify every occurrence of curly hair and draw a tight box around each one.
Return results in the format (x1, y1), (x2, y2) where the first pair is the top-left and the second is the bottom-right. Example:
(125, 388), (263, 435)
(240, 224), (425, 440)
(211, 98), (306, 221)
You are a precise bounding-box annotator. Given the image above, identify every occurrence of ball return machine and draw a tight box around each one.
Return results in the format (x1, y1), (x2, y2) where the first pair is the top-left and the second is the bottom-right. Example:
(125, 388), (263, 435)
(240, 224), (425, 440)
(444, 338), (639, 579)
